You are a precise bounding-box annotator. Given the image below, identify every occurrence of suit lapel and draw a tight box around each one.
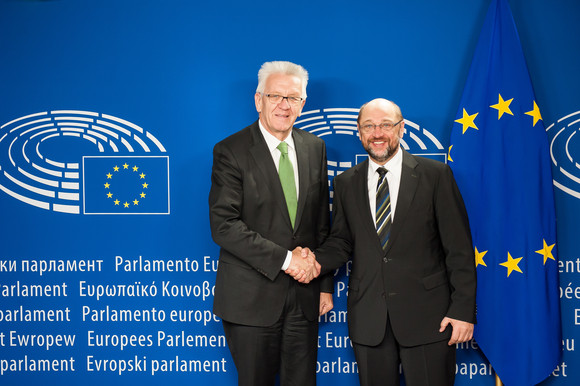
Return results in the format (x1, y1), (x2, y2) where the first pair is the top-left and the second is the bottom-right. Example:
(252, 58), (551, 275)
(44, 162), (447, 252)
(293, 129), (309, 232)
(384, 149), (419, 254)
(352, 160), (379, 240)
(248, 122), (293, 229)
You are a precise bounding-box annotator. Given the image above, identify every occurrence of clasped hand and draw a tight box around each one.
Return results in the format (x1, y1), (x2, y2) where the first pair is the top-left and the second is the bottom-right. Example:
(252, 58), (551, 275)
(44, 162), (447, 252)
(285, 247), (320, 284)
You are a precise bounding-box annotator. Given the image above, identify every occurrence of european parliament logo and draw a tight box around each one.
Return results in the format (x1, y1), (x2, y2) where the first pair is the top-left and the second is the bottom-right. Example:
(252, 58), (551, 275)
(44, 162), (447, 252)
(295, 107), (446, 209)
(0, 110), (170, 215)
(548, 109), (580, 200)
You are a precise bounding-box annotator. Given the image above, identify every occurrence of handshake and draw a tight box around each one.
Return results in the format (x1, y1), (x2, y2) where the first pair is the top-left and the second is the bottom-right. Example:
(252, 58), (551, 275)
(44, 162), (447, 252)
(285, 247), (320, 284)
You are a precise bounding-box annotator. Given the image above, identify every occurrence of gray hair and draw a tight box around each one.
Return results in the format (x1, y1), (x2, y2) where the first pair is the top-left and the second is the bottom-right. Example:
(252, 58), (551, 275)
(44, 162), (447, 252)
(256, 61), (309, 99)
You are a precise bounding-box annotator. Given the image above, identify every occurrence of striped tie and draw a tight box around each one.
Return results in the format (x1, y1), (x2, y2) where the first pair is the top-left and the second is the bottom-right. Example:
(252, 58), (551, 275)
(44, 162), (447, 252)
(376, 167), (391, 250)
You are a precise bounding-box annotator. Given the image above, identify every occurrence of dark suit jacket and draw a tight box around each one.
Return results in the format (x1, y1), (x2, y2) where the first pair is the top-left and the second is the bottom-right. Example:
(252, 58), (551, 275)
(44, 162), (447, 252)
(209, 120), (332, 327)
(317, 149), (476, 347)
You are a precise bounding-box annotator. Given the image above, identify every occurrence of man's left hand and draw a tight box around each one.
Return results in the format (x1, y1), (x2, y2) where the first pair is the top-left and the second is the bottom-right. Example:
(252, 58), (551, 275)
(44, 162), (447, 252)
(439, 317), (474, 346)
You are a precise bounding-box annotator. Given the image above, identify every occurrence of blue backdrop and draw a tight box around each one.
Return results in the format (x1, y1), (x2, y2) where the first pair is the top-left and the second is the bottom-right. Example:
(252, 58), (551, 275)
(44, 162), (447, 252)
(0, 1), (578, 385)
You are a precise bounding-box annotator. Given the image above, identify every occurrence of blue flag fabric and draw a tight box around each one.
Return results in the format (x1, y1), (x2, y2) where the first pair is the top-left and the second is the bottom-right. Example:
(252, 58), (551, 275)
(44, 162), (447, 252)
(449, 0), (561, 385)
(83, 156), (170, 214)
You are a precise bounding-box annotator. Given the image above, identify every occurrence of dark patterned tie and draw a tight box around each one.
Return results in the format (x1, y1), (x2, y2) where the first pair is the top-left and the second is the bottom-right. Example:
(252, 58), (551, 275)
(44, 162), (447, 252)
(376, 167), (391, 250)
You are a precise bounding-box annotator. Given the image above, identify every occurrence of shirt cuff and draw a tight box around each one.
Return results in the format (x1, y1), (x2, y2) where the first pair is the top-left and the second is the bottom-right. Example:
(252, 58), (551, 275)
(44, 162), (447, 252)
(281, 251), (293, 271)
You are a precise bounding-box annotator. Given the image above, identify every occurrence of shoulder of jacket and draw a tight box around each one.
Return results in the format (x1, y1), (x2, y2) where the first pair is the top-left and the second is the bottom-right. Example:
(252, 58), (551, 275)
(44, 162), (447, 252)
(411, 154), (448, 172)
(214, 122), (256, 150)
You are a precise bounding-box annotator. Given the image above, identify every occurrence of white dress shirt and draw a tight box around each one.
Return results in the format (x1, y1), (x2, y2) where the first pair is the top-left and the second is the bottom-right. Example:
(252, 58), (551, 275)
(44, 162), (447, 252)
(367, 147), (403, 224)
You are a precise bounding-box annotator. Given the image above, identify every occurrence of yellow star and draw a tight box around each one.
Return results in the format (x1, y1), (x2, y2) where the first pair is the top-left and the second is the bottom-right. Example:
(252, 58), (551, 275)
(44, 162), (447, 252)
(106, 173), (113, 179)
(133, 199), (139, 206)
(525, 101), (542, 126)
(114, 166), (119, 172)
(490, 94), (514, 119)
(142, 182), (149, 189)
(140, 173), (146, 179)
(500, 252), (523, 277)
(104, 182), (110, 189)
(475, 247), (488, 267)
(133, 166), (139, 172)
(455, 108), (479, 134)
(140, 192), (146, 198)
(124, 202), (130, 208)
(114, 199), (120, 205)
(107, 192), (113, 198)
(123, 163), (129, 169)
(447, 145), (453, 163)
(535, 239), (556, 265)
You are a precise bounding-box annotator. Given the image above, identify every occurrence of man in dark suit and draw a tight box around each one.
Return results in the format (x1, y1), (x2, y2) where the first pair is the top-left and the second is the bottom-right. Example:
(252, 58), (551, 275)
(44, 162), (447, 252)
(303, 98), (476, 386)
(209, 61), (333, 386)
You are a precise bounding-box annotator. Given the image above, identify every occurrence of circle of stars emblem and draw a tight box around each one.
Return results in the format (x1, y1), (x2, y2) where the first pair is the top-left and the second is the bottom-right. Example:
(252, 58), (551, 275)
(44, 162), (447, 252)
(104, 163), (148, 208)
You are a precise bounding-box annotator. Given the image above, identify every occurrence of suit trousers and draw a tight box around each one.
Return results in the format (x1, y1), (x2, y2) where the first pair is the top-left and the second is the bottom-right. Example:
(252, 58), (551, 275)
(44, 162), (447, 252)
(222, 281), (318, 386)
(353, 316), (456, 386)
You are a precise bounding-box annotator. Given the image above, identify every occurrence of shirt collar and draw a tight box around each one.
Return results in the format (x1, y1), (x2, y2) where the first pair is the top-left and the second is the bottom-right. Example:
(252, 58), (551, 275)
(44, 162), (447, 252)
(258, 120), (295, 153)
(368, 146), (403, 175)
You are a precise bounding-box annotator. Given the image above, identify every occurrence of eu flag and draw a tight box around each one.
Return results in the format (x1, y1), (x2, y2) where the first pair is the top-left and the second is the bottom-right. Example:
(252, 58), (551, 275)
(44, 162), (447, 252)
(83, 156), (170, 214)
(449, 0), (561, 384)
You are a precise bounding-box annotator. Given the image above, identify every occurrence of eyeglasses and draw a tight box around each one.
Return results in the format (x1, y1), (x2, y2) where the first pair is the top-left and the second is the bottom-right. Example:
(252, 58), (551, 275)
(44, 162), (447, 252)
(262, 93), (304, 105)
(360, 119), (403, 134)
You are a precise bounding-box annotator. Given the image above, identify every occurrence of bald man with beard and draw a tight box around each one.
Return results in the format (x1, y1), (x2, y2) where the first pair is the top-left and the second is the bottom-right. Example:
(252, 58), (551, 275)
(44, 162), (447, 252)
(304, 99), (477, 386)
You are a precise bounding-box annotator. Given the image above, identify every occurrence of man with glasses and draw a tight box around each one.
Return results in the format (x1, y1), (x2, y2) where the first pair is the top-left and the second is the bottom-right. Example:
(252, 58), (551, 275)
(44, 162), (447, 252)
(209, 61), (333, 386)
(299, 98), (476, 386)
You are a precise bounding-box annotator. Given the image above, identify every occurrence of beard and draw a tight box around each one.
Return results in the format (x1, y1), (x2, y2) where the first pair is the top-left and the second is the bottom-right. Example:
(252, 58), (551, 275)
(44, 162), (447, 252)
(364, 138), (399, 163)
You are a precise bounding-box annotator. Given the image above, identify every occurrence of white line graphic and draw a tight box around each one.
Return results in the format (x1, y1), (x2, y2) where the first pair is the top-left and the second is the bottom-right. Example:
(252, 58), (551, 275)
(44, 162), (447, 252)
(549, 110), (580, 199)
(0, 110), (168, 213)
